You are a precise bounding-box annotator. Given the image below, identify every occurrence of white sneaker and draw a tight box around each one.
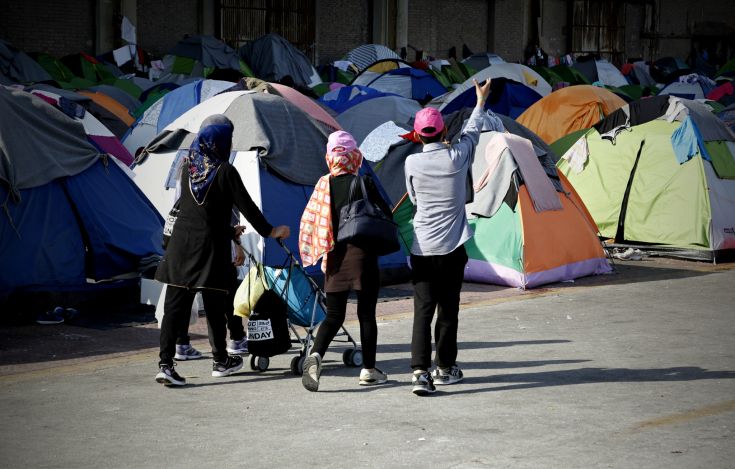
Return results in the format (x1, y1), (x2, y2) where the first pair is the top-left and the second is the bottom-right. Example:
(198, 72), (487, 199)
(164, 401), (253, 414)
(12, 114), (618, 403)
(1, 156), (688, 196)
(302, 353), (321, 392)
(359, 368), (388, 386)
(226, 338), (249, 355)
(174, 344), (203, 361)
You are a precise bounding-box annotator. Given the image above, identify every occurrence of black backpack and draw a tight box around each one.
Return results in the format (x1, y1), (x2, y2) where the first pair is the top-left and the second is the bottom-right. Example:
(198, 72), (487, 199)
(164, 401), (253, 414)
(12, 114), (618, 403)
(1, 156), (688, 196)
(247, 289), (291, 357)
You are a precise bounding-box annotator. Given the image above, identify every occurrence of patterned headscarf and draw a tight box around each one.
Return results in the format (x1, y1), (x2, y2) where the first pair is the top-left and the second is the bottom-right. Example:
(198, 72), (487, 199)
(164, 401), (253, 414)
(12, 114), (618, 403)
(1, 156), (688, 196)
(188, 114), (234, 204)
(299, 131), (363, 271)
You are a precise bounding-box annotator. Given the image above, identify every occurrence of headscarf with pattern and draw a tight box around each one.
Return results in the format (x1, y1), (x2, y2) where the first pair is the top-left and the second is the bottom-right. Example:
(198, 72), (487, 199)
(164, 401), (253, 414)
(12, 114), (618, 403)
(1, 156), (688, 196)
(188, 114), (234, 204)
(299, 131), (363, 271)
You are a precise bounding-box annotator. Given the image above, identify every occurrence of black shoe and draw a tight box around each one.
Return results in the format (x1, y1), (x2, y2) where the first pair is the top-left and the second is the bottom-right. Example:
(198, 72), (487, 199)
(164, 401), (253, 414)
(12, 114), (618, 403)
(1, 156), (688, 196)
(411, 370), (436, 396)
(212, 355), (243, 377)
(155, 364), (186, 386)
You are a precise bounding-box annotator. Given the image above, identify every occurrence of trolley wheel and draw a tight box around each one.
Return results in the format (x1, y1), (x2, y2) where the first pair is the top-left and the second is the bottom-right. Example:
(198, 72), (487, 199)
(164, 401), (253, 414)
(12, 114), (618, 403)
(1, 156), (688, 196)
(249, 355), (259, 371)
(256, 356), (269, 372)
(343, 349), (363, 367)
(290, 355), (305, 375)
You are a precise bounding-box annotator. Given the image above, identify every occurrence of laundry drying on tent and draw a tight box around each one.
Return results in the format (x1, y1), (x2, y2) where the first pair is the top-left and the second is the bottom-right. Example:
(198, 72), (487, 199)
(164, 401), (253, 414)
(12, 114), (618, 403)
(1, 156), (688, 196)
(557, 95), (735, 260)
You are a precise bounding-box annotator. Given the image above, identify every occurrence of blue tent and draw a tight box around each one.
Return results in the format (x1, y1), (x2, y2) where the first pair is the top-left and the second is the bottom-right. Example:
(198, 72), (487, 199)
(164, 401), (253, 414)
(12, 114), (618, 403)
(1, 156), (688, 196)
(319, 85), (401, 114)
(440, 78), (542, 118)
(0, 87), (164, 295)
(353, 67), (447, 103)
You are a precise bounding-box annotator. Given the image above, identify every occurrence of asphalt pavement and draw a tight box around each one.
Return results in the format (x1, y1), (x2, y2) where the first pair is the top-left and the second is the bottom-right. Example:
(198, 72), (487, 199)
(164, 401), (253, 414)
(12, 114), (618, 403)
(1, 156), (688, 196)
(1, 258), (734, 468)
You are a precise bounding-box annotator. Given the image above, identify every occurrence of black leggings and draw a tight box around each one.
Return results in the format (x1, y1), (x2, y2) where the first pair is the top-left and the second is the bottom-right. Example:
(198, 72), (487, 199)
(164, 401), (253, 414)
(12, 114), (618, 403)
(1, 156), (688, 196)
(311, 288), (379, 369)
(160, 285), (231, 365)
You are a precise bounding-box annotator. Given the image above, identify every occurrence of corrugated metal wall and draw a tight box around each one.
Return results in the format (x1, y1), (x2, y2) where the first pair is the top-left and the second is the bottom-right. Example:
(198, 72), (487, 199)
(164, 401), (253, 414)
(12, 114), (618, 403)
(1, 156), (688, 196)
(219, 0), (316, 60)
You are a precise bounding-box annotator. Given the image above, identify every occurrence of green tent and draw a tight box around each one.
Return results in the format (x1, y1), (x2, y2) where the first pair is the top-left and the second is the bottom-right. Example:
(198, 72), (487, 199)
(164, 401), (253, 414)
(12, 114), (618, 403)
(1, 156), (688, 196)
(557, 96), (735, 260)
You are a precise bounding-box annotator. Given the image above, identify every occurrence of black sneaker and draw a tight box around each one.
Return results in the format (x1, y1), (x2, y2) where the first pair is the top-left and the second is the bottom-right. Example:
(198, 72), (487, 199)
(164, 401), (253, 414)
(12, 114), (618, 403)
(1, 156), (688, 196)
(411, 370), (436, 396)
(212, 355), (243, 377)
(432, 365), (464, 385)
(155, 364), (186, 386)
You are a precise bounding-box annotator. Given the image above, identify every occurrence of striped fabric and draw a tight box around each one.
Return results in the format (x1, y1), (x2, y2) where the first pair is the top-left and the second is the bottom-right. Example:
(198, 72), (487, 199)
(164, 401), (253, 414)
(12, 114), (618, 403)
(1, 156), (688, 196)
(345, 44), (401, 72)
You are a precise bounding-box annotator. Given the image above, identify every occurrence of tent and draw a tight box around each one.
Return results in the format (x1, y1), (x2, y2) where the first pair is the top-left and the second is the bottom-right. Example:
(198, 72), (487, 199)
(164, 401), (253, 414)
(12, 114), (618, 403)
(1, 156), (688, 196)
(335, 95), (421, 144)
(28, 88), (134, 166)
(134, 90), (406, 280)
(517, 85), (626, 144)
(89, 84), (141, 114)
(659, 75), (716, 100)
(238, 33), (321, 88)
(365, 111), (610, 288)
(78, 90), (135, 127)
(158, 35), (252, 83)
(430, 77), (542, 118)
(26, 83), (130, 139)
(455, 62), (552, 97)
(461, 53), (505, 72)
(650, 57), (691, 84)
(318, 85), (401, 114)
(0, 39), (52, 84)
(123, 79), (234, 155)
(707, 82), (735, 106)
(718, 103), (735, 133)
(344, 44), (401, 73)
(0, 87), (163, 295)
(557, 95), (735, 260)
(349, 66), (446, 103)
(573, 59), (629, 87)
(217, 78), (341, 130)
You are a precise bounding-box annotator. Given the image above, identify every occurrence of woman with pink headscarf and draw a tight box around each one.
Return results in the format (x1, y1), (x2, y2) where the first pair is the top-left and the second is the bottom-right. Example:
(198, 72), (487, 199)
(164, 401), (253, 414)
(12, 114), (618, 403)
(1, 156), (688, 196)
(298, 130), (393, 392)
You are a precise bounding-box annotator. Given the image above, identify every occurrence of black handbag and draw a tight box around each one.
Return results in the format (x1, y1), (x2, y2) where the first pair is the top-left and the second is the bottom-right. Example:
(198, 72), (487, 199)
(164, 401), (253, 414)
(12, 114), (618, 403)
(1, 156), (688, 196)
(247, 289), (292, 357)
(161, 199), (181, 249)
(336, 176), (400, 256)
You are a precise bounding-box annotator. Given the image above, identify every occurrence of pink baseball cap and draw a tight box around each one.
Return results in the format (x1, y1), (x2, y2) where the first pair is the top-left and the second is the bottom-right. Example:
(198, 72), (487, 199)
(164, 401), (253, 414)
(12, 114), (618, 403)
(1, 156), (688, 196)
(327, 130), (357, 154)
(413, 107), (445, 137)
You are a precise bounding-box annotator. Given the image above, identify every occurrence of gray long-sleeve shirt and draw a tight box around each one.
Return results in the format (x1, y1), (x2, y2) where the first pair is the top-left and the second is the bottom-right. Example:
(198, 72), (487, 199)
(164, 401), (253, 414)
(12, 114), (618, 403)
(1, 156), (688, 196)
(404, 104), (486, 256)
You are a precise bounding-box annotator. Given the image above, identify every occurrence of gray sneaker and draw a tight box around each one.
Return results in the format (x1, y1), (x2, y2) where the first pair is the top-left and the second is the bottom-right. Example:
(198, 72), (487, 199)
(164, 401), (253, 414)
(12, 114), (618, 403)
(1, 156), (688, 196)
(359, 367), (388, 386)
(226, 338), (249, 355)
(302, 353), (321, 392)
(432, 365), (464, 385)
(174, 344), (203, 361)
(411, 370), (436, 396)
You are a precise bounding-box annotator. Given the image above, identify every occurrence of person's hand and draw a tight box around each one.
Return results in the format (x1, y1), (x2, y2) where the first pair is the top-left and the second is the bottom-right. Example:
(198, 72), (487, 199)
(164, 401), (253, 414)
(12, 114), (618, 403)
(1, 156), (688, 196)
(233, 225), (246, 237)
(474, 78), (491, 105)
(233, 243), (245, 266)
(270, 225), (290, 240)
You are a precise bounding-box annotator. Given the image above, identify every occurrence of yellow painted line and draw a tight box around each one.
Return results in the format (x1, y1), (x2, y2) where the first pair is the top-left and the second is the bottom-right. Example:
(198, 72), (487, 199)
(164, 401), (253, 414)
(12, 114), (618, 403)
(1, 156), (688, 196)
(633, 399), (735, 431)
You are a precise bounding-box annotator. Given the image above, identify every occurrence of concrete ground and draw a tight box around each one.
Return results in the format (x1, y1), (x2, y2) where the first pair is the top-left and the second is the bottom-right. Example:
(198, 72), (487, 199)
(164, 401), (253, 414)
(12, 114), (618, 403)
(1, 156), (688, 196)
(1, 257), (734, 468)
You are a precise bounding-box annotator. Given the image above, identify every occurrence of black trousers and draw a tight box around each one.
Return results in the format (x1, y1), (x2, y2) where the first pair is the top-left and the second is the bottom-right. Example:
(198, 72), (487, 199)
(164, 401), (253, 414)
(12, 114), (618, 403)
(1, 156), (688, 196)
(175, 282), (245, 345)
(312, 286), (379, 369)
(410, 245), (468, 371)
(160, 285), (230, 365)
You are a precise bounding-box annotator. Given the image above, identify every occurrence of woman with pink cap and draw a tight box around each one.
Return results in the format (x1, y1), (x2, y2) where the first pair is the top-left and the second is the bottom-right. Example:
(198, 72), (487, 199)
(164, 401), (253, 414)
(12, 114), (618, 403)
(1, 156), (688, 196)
(298, 130), (393, 391)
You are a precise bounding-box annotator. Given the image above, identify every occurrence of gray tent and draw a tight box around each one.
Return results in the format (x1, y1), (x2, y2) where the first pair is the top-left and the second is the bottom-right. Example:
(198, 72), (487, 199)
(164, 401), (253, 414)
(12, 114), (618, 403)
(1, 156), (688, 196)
(336, 95), (421, 145)
(239, 33), (320, 88)
(0, 39), (52, 84)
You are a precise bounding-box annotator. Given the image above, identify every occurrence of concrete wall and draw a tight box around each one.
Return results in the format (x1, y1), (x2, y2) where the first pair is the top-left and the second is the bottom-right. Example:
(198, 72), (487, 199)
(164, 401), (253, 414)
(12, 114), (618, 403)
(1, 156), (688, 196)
(539, 0), (567, 59)
(315, 0), (371, 64)
(492, 0), (533, 62)
(136, 0), (200, 57)
(406, 0), (488, 61)
(0, 0), (96, 56)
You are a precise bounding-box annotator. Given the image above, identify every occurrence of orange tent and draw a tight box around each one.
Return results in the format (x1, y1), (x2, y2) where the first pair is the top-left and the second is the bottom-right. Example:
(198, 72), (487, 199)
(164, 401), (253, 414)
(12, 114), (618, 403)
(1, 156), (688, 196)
(78, 90), (135, 127)
(516, 85), (625, 144)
